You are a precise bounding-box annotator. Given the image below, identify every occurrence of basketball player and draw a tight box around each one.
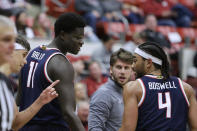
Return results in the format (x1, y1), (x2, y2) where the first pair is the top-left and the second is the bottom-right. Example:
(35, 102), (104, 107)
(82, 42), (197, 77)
(0, 35), (31, 95)
(18, 12), (86, 131)
(0, 15), (59, 131)
(11, 35), (31, 74)
(0, 35), (30, 77)
(119, 42), (197, 131)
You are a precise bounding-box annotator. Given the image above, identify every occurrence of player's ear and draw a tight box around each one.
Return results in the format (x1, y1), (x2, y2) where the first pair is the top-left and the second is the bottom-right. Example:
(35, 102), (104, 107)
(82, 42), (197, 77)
(60, 31), (66, 40)
(146, 59), (152, 68)
(110, 66), (113, 76)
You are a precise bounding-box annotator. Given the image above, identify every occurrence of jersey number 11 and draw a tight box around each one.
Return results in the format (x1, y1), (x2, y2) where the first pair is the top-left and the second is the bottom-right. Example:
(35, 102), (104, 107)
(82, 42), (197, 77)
(27, 61), (38, 88)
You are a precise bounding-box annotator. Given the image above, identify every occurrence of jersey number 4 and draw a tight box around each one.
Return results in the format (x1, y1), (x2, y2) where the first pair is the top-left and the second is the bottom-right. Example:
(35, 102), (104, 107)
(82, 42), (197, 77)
(27, 61), (38, 88)
(158, 92), (171, 118)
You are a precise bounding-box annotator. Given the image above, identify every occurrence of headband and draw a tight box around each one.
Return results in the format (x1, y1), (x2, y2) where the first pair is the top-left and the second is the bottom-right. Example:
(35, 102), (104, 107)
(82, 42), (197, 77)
(134, 48), (162, 65)
(14, 43), (25, 50)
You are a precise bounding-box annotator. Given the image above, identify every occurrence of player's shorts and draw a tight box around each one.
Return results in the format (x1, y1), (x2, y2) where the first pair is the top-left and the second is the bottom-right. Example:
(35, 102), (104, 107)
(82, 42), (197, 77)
(19, 124), (70, 131)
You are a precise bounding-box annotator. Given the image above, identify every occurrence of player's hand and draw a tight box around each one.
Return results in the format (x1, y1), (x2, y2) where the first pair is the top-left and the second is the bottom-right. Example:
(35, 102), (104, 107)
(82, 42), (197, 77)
(38, 80), (59, 105)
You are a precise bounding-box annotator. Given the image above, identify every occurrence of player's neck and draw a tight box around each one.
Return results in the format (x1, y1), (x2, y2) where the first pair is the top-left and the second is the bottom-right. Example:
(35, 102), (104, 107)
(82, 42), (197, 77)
(48, 39), (58, 48)
(48, 38), (67, 54)
(0, 63), (12, 76)
(146, 69), (162, 76)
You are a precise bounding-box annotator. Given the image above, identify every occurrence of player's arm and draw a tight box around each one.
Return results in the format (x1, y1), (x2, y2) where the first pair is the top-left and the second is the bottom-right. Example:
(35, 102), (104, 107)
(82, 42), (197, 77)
(47, 55), (85, 131)
(119, 81), (139, 131)
(12, 80), (59, 131)
(183, 81), (197, 131)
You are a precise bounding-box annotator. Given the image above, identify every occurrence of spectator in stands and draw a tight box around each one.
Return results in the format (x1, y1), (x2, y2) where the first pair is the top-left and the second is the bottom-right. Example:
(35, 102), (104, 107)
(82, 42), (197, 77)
(122, 32), (146, 54)
(81, 61), (108, 97)
(91, 28), (116, 73)
(0, 0), (31, 17)
(68, 55), (87, 83)
(84, 26), (100, 43)
(15, 9), (34, 39)
(140, 14), (171, 48)
(99, 0), (122, 22)
(75, 0), (125, 33)
(73, 59), (86, 82)
(171, 1), (193, 27)
(32, 12), (53, 39)
(140, 0), (193, 27)
(122, 2), (144, 24)
(99, 0), (145, 25)
(185, 67), (197, 88)
(75, 0), (103, 32)
(75, 82), (88, 102)
(185, 67), (197, 99)
(77, 101), (89, 131)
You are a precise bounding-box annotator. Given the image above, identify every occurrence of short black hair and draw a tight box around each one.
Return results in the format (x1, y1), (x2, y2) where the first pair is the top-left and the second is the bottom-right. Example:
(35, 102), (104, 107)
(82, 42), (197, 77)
(110, 48), (133, 66)
(54, 12), (86, 37)
(16, 35), (31, 51)
(138, 42), (170, 80)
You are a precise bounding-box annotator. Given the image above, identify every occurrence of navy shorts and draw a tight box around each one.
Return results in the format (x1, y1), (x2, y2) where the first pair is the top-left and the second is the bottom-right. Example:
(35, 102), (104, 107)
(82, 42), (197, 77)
(19, 124), (70, 131)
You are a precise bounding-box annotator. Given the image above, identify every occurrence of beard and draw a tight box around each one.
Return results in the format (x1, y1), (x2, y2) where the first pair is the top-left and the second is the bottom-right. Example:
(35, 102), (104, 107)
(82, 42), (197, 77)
(111, 74), (131, 86)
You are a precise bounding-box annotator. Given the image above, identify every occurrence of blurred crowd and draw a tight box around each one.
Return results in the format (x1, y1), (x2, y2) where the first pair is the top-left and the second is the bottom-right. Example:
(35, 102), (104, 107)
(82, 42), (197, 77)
(1, 0), (197, 39)
(0, 0), (196, 130)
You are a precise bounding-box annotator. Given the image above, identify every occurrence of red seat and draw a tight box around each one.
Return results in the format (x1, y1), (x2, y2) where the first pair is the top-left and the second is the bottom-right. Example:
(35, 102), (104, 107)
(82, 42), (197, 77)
(66, 54), (90, 63)
(119, 0), (137, 4)
(177, 27), (197, 43)
(45, 0), (76, 18)
(179, 0), (195, 9)
(119, 0), (147, 5)
(157, 26), (177, 36)
(130, 24), (145, 34)
(108, 22), (125, 33)
(98, 23), (197, 46)
(102, 22), (126, 38)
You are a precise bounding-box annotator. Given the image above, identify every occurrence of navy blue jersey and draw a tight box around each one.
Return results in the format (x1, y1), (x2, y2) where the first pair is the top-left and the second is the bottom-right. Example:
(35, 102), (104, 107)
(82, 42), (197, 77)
(19, 46), (69, 129)
(136, 75), (189, 131)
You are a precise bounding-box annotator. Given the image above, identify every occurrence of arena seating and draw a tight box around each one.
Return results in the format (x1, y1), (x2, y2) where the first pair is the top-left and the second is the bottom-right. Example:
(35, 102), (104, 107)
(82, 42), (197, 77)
(101, 22), (197, 47)
(45, 0), (76, 18)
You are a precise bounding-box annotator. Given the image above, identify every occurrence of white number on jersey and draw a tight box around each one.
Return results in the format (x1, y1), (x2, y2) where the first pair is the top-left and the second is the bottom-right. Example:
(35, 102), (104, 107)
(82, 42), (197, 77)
(27, 61), (38, 88)
(158, 92), (171, 118)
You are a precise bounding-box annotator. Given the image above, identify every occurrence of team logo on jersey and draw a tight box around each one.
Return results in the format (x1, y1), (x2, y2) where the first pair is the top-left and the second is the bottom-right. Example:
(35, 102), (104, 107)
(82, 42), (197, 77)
(157, 76), (163, 79)
(41, 45), (47, 50)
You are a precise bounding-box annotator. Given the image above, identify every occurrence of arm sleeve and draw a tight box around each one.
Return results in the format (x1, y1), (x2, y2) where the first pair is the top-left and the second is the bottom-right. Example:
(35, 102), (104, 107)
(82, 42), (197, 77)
(88, 91), (112, 131)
